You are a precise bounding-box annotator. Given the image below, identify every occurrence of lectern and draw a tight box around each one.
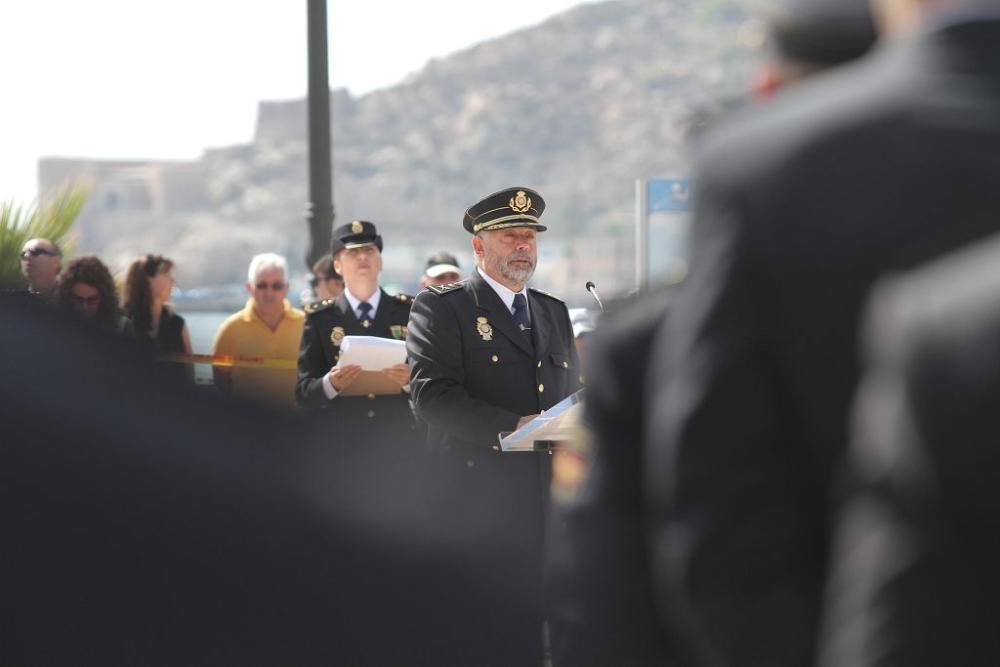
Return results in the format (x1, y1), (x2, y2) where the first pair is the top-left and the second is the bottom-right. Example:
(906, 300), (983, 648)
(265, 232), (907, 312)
(498, 389), (585, 452)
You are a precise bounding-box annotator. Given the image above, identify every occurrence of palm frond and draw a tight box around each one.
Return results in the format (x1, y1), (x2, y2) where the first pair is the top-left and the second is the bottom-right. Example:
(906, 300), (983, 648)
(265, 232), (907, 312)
(0, 185), (89, 290)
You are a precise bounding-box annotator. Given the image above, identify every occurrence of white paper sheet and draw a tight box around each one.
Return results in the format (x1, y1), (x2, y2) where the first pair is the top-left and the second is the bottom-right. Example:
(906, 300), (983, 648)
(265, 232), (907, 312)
(499, 389), (585, 451)
(336, 335), (407, 371)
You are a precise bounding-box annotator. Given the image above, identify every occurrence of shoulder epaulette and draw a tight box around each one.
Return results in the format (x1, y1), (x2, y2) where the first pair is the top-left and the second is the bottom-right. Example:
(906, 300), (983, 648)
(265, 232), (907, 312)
(395, 293), (413, 303)
(528, 287), (564, 303)
(426, 282), (465, 296)
(304, 298), (337, 315)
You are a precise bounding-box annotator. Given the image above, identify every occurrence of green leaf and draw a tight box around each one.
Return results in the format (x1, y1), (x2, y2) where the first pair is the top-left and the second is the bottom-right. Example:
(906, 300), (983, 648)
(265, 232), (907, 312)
(0, 185), (89, 290)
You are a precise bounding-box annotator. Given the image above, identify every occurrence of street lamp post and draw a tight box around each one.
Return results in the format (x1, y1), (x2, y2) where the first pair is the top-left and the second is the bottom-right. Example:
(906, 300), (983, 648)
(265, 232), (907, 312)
(305, 0), (334, 269)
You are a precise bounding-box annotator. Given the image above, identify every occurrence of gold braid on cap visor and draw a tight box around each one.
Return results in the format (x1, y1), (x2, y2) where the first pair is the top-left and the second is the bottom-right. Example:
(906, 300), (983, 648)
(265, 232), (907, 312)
(472, 213), (541, 233)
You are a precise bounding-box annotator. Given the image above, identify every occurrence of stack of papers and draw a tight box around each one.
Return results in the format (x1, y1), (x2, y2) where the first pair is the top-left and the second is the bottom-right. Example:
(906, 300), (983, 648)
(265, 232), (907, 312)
(336, 336), (407, 371)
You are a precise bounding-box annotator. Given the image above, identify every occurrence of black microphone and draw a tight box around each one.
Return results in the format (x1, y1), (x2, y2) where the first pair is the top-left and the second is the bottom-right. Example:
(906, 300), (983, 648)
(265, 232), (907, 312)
(585, 281), (604, 312)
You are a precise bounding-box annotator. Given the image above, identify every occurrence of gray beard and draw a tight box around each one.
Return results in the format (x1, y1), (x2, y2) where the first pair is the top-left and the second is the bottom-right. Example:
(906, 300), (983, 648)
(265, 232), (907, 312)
(498, 252), (535, 284)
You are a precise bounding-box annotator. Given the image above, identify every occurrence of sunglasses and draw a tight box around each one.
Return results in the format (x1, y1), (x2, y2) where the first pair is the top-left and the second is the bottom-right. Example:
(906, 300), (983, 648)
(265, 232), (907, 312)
(255, 281), (287, 291)
(71, 294), (101, 306)
(21, 247), (57, 258)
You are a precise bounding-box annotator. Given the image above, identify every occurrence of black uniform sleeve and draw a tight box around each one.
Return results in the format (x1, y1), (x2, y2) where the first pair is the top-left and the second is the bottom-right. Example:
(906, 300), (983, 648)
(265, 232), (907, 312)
(555, 300), (584, 396)
(820, 274), (1000, 667)
(295, 314), (330, 409)
(647, 164), (818, 665)
(407, 291), (520, 447)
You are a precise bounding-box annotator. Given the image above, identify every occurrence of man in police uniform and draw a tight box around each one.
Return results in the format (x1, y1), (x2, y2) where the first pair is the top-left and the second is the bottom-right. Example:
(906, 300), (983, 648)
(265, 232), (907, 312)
(296, 220), (414, 441)
(407, 186), (581, 663)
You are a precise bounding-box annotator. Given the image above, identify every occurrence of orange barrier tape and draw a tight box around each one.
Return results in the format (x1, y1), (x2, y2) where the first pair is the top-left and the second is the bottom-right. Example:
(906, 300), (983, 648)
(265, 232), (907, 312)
(159, 353), (298, 370)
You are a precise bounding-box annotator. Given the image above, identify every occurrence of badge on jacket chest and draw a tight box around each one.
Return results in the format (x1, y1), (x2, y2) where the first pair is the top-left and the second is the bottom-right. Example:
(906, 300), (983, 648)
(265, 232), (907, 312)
(390, 325), (407, 340)
(476, 317), (494, 341)
(330, 326), (345, 346)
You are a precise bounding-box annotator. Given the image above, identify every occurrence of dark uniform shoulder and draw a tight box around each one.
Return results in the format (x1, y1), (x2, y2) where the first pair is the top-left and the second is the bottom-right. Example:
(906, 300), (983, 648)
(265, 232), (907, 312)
(304, 299), (337, 315)
(394, 293), (413, 303)
(528, 286), (564, 304)
(425, 281), (466, 296)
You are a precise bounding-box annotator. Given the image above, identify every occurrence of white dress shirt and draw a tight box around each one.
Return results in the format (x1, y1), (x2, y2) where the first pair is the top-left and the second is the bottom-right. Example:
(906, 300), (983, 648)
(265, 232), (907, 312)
(477, 267), (530, 320)
(322, 286), (383, 400)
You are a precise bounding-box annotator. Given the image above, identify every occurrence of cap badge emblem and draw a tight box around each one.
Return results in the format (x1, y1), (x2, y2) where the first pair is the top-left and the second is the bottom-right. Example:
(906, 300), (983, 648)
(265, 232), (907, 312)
(351, 220), (363, 234)
(509, 191), (532, 213)
(476, 316), (494, 341)
(330, 326), (345, 346)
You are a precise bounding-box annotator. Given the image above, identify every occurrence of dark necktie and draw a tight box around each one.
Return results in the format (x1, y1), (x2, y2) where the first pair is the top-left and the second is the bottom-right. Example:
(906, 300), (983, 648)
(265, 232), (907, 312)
(358, 301), (373, 329)
(512, 293), (531, 335)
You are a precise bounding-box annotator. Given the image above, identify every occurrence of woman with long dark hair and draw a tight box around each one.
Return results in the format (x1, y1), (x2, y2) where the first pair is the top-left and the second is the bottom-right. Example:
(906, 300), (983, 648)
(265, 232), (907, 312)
(58, 255), (134, 337)
(124, 254), (193, 384)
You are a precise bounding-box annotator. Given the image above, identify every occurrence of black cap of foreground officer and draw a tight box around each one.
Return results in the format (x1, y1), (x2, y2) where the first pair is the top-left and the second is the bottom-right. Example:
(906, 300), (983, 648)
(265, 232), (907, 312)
(686, 0), (877, 138)
(768, 0), (876, 65)
(754, 0), (877, 95)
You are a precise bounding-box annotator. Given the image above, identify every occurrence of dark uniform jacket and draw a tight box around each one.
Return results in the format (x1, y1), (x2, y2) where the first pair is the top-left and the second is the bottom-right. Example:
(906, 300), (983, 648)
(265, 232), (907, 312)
(647, 20), (1000, 666)
(407, 269), (581, 665)
(296, 289), (415, 442)
(407, 269), (581, 458)
(820, 236), (1000, 667)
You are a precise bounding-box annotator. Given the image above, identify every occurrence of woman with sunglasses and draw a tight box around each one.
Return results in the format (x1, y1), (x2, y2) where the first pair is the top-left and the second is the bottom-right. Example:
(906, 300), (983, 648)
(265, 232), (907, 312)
(124, 254), (193, 385)
(58, 255), (134, 337)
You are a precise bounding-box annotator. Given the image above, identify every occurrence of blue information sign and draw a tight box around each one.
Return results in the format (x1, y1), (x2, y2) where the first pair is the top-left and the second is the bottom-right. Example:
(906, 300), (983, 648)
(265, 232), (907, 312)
(648, 179), (693, 212)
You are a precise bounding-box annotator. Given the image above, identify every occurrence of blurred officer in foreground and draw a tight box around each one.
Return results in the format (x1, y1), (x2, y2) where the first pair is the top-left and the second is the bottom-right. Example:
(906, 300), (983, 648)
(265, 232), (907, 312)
(821, 236), (1000, 666)
(296, 221), (415, 440)
(647, 0), (1000, 662)
(1, 293), (541, 665)
(545, 0), (879, 663)
(407, 186), (581, 664)
(419, 250), (463, 288)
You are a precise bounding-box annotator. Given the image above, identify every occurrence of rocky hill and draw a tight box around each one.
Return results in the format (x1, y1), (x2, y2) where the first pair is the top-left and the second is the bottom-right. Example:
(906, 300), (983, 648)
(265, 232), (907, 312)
(51, 0), (757, 299)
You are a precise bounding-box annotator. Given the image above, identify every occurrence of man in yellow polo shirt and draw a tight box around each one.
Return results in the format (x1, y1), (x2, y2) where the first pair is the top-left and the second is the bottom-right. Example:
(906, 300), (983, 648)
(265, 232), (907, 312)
(212, 253), (305, 408)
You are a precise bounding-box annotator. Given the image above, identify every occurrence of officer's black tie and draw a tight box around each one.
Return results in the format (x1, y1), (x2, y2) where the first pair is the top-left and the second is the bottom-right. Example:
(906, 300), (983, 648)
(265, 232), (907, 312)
(512, 293), (531, 338)
(359, 301), (373, 329)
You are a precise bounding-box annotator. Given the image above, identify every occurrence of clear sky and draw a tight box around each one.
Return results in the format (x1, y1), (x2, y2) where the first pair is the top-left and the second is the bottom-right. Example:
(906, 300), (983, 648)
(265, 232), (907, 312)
(1, 0), (594, 205)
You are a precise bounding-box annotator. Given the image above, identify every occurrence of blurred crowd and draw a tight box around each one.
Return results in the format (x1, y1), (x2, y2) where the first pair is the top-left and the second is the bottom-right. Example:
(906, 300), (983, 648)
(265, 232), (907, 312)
(14, 238), (497, 403)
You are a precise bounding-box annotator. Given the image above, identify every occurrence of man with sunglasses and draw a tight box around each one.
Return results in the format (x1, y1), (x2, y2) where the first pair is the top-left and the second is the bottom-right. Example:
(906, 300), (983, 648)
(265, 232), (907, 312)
(212, 253), (305, 409)
(20, 238), (62, 302)
(296, 221), (415, 441)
